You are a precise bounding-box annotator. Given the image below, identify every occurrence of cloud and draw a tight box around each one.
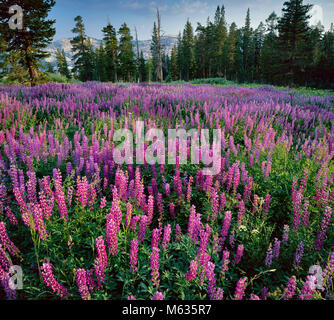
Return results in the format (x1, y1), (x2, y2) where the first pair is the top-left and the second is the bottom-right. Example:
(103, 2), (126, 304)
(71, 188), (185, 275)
(309, 4), (323, 25)
(171, 0), (211, 16)
(120, 0), (168, 13)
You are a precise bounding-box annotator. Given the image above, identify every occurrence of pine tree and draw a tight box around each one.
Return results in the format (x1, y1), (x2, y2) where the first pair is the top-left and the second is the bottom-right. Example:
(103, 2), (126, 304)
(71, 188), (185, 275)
(260, 12), (279, 84)
(171, 44), (179, 80)
(277, 0), (312, 86)
(118, 23), (136, 82)
(71, 16), (93, 81)
(56, 49), (70, 79)
(139, 51), (147, 82)
(241, 8), (253, 82)
(102, 23), (118, 82)
(182, 20), (195, 81)
(213, 5), (227, 77)
(0, 0), (56, 86)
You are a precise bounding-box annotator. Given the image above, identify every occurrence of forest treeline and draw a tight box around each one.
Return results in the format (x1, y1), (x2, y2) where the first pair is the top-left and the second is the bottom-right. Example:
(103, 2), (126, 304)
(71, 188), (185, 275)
(0, 0), (334, 88)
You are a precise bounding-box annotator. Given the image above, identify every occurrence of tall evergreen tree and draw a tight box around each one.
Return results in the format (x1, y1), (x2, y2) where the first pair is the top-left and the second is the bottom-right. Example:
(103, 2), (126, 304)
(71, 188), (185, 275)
(182, 20), (195, 81)
(56, 49), (70, 79)
(0, 0), (56, 86)
(118, 23), (136, 82)
(241, 8), (253, 82)
(171, 44), (179, 80)
(277, 0), (312, 85)
(71, 16), (93, 81)
(138, 51), (147, 82)
(102, 23), (118, 82)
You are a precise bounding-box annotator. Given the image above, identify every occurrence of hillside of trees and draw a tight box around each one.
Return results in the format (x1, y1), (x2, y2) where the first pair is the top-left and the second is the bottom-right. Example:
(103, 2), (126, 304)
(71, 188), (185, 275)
(0, 0), (334, 89)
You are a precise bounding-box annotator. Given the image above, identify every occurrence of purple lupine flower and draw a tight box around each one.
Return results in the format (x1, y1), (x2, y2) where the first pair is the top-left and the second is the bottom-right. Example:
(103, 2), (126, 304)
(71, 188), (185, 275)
(301, 199), (310, 227)
(234, 277), (247, 300)
(169, 203), (175, 220)
(273, 238), (280, 259)
(130, 239), (138, 273)
(265, 244), (273, 267)
(315, 206), (332, 251)
(220, 211), (232, 245)
(175, 224), (182, 241)
(293, 192), (303, 231)
(138, 215), (148, 242)
(294, 241), (304, 267)
(206, 262), (216, 300)
(250, 294), (260, 300)
(95, 236), (108, 269)
(282, 276), (297, 300)
(233, 244), (244, 265)
(127, 295), (136, 300)
(237, 201), (245, 227)
(152, 291), (164, 300)
(264, 194), (271, 214)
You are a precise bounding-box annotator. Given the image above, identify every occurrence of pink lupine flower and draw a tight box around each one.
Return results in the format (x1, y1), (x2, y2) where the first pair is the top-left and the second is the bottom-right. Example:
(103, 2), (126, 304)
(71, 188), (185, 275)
(233, 244), (244, 265)
(99, 196), (107, 209)
(250, 294), (260, 300)
(220, 211), (232, 245)
(4, 207), (18, 225)
(125, 202), (133, 228)
(40, 262), (68, 298)
(264, 194), (271, 214)
(138, 215), (148, 242)
(152, 291), (164, 300)
(0, 222), (20, 257)
(291, 177), (298, 203)
(33, 205), (48, 241)
(301, 199), (310, 226)
(298, 169), (309, 194)
(186, 176), (193, 203)
(197, 250), (211, 286)
(53, 169), (68, 220)
(0, 245), (10, 272)
(187, 205), (197, 240)
(315, 206), (332, 251)
(293, 192), (303, 231)
(76, 176), (89, 208)
(185, 260), (197, 282)
(237, 201), (245, 227)
(282, 276), (297, 300)
(147, 195), (154, 225)
(39, 191), (53, 220)
(106, 215), (118, 255)
(175, 224), (182, 241)
(95, 236), (108, 269)
(169, 203), (175, 220)
(151, 228), (160, 250)
(243, 177), (253, 202)
(264, 161), (272, 179)
(233, 166), (240, 194)
(220, 250), (230, 278)
(162, 224), (171, 249)
(210, 188), (219, 222)
(127, 295), (136, 300)
(150, 246), (160, 288)
(299, 275), (317, 300)
(130, 239), (138, 273)
(130, 216), (140, 230)
(219, 192), (226, 211)
(234, 277), (247, 300)
(76, 269), (91, 300)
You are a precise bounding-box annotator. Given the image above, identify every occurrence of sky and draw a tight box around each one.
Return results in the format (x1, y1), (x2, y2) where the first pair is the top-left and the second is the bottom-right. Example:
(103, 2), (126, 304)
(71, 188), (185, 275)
(49, 0), (334, 41)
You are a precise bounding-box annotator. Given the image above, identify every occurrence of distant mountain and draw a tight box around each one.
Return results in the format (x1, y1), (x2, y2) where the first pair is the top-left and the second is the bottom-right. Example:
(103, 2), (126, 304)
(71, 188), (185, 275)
(45, 36), (178, 69)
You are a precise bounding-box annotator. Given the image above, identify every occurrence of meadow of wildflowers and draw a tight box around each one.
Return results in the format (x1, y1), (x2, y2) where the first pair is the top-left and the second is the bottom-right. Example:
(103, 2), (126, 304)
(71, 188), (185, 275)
(0, 82), (333, 300)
